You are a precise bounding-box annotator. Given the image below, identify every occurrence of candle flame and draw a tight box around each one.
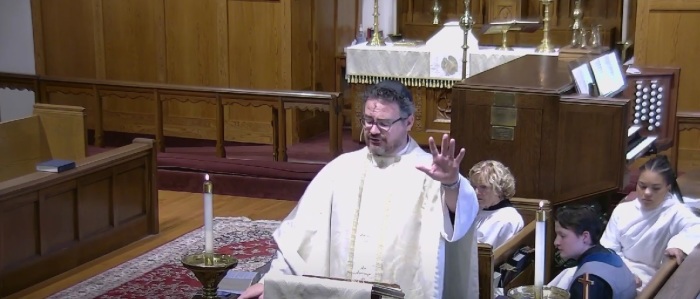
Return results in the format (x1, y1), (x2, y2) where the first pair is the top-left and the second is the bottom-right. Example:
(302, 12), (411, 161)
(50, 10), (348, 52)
(539, 200), (544, 209)
(205, 174), (209, 181)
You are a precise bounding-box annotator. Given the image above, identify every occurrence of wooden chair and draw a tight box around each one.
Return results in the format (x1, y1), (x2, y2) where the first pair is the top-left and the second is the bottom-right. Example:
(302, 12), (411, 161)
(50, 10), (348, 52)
(477, 198), (552, 299)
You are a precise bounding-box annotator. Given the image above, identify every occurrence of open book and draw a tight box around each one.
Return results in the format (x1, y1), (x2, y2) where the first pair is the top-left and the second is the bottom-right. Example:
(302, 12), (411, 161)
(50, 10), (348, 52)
(303, 275), (405, 298)
(481, 20), (542, 35)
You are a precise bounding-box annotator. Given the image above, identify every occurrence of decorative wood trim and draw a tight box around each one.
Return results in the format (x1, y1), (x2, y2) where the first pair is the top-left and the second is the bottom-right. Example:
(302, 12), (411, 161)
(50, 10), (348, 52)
(217, 0), (230, 87)
(30, 0), (45, 75)
(93, 0), (106, 79)
(155, 0), (167, 83)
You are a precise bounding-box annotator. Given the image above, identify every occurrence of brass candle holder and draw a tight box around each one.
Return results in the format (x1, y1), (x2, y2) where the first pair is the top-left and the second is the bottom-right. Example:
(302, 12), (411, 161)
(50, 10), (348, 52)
(367, 0), (386, 46)
(570, 0), (583, 47)
(507, 285), (570, 299)
(182, 253), (238, 299)
(432, 0), (441, 25)
(536, 0), (555, 53)
(459, 0), (474, 79)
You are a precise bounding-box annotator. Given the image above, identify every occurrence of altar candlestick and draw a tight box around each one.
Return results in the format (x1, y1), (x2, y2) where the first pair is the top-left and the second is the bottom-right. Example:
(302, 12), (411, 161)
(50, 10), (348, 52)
(203, 174), (214, 254)
(621, 0), (630, 42)
(535, 200), (546, 289)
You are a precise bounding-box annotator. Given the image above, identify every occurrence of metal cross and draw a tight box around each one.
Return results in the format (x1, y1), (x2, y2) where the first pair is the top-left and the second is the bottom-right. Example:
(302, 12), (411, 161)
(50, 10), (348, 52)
(578, 273), (595, 299)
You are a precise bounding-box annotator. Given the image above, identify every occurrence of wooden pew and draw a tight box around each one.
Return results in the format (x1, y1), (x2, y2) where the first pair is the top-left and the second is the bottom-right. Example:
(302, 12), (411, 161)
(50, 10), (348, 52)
(636, 257), (679, 299)
(477, 198), (552, 299)
(0, 103), (86, 182)
(652, 246), (700, 299)
(0, 134), (158, 297)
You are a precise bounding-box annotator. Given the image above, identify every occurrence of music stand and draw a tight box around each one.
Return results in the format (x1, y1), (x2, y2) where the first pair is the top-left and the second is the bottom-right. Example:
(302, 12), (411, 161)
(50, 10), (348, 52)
(481, 20), (542, 51)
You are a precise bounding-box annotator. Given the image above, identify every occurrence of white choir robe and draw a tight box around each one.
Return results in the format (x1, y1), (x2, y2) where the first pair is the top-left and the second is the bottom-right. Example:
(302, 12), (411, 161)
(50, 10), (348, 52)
(475, 207), (524, 249)
(599, 195), (700, 291)
(260, 138), (480, 299)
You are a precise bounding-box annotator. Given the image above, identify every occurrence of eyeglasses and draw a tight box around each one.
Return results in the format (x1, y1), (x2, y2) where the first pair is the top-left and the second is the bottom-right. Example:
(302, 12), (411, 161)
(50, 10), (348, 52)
(360, 117), (405, 131)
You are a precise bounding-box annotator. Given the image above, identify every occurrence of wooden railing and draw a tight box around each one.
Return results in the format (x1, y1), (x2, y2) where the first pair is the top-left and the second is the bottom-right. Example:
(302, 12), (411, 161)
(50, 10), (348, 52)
(0, 72), (344, 162)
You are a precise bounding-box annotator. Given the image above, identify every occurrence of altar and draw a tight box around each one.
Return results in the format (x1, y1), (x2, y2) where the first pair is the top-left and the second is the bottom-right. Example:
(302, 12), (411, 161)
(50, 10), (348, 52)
(345, 23), (559, 144)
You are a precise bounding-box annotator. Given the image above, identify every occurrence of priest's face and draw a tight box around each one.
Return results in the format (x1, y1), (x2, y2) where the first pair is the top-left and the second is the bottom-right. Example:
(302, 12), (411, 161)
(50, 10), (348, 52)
(470, 177), (502, 209)
(554, 221), (591, 260)
(363, 98), (413, 156)
(636, 170), (671, 209)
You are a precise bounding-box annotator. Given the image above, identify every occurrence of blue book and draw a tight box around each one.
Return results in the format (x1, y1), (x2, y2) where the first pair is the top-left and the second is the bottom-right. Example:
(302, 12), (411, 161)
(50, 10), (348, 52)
(36, 159), (76, 173)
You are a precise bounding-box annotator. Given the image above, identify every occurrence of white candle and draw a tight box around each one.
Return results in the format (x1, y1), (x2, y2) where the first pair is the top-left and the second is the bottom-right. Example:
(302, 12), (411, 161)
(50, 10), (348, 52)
(204, 174), (214, 254)
(621, 0), (630, 42)
(535, 200), (546, 287)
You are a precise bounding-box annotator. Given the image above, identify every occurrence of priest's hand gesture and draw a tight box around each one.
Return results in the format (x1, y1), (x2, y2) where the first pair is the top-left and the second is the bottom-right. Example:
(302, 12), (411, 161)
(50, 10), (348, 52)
(416, 134), (466, 186)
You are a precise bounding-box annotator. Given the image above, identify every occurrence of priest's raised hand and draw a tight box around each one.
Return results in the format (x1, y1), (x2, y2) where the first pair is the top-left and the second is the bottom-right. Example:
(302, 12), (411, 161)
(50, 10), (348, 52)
(416, 134), (466, 212)
(416, 134), (466, 184)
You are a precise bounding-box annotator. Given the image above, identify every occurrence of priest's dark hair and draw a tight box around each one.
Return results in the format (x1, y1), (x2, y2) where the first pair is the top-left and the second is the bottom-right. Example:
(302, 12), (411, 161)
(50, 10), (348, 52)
(555, 205), (604, 245)
(362, 80), (416, 118)
(639, 155), (684, 202)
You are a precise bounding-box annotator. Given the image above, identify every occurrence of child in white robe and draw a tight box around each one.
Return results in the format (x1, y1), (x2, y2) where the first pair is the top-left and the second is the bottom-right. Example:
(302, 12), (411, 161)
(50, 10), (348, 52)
(468, 160), (524, 249)
(599, 155), (700, 291)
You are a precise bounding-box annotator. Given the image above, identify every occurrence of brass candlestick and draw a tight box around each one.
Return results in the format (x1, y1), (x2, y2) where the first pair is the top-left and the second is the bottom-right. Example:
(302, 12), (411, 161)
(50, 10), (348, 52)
(459, 0), (474, 79)
(570, 0), (583, 47)
(536, 0), (555, 53)
(367, 0), (386, 46)
(432, 0), (441, 25)
(507, 285), (571, 299)
(182, 253), (238, 299)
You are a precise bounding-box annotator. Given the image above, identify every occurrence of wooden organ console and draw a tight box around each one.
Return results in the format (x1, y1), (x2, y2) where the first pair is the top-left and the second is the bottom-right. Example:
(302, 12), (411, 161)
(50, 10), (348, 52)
(450, 54), (679, 280)
(623, 67), (680, 162)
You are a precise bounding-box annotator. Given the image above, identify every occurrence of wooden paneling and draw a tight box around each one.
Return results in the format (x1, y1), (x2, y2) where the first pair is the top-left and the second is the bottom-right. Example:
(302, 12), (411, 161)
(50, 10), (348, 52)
(32, 0), (96, 78)
(555, 98), (628, 201)
(164, 0), (229, 87)
(102, 0), (165, 82)
(0, 140), (158, 297)
(635, 0), (700, 167)
(30, 0), (359, 145)
(228, 0), (290, 89)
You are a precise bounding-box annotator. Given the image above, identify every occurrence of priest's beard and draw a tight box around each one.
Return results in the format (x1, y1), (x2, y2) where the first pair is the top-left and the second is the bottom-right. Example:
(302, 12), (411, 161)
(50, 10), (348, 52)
(363, 130), (406, 156)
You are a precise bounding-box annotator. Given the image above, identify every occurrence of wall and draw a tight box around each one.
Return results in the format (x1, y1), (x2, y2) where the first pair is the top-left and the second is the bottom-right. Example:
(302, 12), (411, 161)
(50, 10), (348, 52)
(0, 0), (36, 122)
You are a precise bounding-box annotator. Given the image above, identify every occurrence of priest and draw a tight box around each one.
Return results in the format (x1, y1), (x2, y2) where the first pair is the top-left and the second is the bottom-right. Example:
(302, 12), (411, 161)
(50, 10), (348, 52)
(239, 80), (480, 299)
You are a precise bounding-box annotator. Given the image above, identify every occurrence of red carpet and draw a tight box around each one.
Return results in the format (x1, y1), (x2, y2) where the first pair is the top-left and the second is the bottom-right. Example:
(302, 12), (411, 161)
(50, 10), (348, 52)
(48, 217), (280, 299)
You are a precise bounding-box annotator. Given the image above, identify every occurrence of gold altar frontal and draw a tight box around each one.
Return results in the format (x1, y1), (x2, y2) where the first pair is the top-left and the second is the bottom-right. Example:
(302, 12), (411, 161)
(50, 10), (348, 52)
(350, 81), (453, 145)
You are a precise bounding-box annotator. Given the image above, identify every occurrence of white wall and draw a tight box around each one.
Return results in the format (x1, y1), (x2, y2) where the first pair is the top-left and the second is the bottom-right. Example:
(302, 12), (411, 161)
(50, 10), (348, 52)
(361, 0), (397, 36)
(0, 0), (36, 122)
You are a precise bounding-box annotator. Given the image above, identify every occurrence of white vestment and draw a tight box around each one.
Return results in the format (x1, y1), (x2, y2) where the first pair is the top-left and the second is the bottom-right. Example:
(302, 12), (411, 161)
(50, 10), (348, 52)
(475, 206), (524, 249)
(599, 195), (700, 290)
(261, 138), (480, 299)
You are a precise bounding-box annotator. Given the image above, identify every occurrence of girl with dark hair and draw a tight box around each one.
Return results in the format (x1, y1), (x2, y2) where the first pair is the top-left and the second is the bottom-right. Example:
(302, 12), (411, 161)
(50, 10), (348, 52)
(599, 155), (700, 291)
(549, 205), (637, 299)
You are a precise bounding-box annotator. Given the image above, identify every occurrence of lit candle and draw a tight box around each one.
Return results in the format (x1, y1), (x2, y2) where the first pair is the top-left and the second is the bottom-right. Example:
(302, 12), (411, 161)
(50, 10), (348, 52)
(621, 0), (630, 42)
(535, 200), (546, 288)
(203, 174), (214, 254)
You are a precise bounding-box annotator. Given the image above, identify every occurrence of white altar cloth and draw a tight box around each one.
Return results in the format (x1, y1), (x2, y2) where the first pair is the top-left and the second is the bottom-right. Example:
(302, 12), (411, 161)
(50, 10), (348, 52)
(346, 43), (559, 88)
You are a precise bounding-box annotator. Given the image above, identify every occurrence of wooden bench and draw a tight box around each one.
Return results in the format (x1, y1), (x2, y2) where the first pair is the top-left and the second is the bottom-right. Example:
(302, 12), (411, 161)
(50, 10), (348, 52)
(651, 245), (700, 299)
(477, 198), (552, 299)
(0, 103), (86, 182)
(0, 104), (159, 297)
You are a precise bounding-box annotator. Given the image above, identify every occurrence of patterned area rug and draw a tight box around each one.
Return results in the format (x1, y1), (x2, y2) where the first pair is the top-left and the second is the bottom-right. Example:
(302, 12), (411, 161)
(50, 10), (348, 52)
(48, 217), (281, 299)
